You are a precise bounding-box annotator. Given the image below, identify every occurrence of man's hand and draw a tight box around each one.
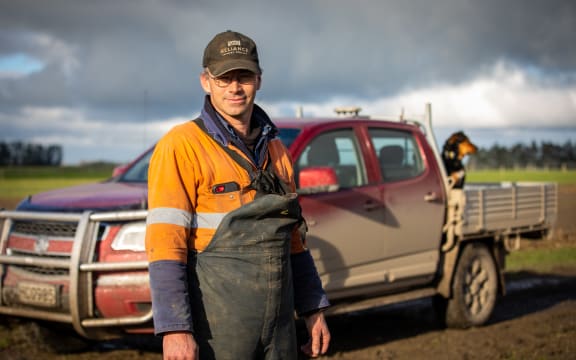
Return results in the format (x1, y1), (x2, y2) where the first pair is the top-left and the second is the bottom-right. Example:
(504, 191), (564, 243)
(300, 311), (330, 358)
(162, 332), (199, 360)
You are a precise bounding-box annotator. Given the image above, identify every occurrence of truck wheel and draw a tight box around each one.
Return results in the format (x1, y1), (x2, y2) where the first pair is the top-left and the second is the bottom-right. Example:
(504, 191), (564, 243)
(439, 243), (498, 328)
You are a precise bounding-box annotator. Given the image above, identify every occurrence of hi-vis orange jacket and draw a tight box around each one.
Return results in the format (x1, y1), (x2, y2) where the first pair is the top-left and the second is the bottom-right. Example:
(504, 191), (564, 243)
(146, 117), (303, 261)
(145, 97), (329, 335)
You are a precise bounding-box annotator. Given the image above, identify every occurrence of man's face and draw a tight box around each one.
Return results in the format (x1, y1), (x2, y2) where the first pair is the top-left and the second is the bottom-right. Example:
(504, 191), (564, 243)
(200, 69), (261, 123)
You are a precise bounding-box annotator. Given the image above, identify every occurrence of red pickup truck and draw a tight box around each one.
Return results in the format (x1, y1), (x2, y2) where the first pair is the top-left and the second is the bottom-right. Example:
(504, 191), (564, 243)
(0, 105), (557, 339)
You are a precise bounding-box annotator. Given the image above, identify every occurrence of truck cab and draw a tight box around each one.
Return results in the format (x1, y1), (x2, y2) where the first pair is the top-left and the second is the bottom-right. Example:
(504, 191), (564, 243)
(281, 118), (446, 300)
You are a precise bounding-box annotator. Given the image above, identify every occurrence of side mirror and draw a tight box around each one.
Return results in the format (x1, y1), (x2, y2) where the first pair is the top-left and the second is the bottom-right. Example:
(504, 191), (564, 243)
(298, 167), (339, 194)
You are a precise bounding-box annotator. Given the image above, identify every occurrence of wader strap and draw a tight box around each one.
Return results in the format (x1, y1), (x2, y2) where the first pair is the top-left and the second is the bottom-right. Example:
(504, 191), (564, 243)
(193, 118), (291, 197)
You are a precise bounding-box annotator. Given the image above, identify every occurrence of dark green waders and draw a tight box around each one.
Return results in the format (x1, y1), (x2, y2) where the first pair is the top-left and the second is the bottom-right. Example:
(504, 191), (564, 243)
(189, 193), (301, 360)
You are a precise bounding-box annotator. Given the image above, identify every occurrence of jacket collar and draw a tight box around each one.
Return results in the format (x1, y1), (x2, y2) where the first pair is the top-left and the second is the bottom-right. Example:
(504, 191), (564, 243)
(199, 95), (278, 167)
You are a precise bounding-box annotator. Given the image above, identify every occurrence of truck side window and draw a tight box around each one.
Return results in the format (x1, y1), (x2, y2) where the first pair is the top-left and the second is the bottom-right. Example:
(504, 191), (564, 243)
(120, 150), (153, 183)
(368, 128), (424, 182)
(296, 129), (366, 188)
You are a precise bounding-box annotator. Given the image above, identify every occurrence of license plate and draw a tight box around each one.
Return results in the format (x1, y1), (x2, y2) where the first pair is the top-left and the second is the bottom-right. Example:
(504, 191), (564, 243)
(17, 282), (59, 308)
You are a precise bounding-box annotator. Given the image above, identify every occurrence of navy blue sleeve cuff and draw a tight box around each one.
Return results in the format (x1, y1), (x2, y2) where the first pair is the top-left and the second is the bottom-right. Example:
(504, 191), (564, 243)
(148, 260), (193, 335)
(291, 250), (330, 316)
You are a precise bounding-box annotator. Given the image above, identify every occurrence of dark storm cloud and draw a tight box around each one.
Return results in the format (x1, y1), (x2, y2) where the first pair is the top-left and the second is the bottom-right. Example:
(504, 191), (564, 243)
(258, 0), (576, 102)
(0, 0), (574, 122)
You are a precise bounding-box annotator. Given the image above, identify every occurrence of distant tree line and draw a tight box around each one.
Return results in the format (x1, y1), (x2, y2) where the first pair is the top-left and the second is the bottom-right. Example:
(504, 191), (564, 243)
(469, 141), (576, 170)
(0, 141), (63, 166)
(1, 140), (574, 170)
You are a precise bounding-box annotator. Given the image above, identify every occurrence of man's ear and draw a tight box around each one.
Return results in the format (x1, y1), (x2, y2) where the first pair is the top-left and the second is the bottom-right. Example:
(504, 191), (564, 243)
(200, 72), (211, 93)
(256, 75), (262, 90)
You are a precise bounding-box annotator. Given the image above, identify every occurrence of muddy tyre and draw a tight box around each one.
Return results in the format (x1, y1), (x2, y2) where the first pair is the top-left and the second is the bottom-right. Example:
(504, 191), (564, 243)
(438, 243), (499, 328)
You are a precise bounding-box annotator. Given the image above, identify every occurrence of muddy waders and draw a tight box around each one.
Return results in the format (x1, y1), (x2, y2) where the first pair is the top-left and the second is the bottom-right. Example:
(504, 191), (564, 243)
(189, 193), (302, 359)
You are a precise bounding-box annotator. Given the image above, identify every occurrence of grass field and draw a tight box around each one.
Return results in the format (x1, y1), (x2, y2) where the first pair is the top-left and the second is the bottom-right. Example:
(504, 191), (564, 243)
(0, 164), (114, 179)
(467, 169), (576, 184)
(0, 165), (114, 199)
(0, 178), (107, 198)
(507, 247), (576, 273)
(1, 167), (575, 199)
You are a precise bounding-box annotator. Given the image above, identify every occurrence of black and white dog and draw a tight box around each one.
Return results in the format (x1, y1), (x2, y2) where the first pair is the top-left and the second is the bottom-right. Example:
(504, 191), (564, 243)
(442, 131), (478, 189)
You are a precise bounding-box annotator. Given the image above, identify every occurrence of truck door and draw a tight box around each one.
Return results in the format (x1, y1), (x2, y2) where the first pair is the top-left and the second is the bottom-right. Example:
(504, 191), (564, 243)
(368, 127), (445, 285)
(295, 128), (393, 296)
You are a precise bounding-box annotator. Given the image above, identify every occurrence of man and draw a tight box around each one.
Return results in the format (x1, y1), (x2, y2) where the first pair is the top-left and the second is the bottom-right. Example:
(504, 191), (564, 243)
(145, 30), (331, 359)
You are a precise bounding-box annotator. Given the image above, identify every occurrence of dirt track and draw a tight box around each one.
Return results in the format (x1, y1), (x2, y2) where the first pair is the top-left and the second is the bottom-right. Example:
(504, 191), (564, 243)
(1, 185), (575, 360)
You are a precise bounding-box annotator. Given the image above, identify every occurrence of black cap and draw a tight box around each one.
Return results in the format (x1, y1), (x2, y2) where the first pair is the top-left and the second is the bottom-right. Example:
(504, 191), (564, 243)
(202, 30), (261, 76)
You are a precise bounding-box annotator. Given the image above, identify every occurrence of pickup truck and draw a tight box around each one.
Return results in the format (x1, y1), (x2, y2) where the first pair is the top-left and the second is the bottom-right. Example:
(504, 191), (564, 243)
(0, 104), (557, 340)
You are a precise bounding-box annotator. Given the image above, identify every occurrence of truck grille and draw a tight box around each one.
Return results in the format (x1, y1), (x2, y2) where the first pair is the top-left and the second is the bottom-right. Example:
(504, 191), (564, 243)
(5, 220), (107, 277)
(7, 249), (70, 276)
(0, 209), (151, 331)
(12, 221), (77, 238)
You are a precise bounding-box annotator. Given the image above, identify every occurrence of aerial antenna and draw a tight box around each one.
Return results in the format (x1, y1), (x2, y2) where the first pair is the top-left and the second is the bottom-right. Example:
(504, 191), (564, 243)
(296, 105), (303, 118)
(143, 89), (149, 150)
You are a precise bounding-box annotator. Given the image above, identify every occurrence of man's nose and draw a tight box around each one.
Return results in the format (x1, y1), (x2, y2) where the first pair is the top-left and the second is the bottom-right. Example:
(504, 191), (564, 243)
(227, 78), (243, 91)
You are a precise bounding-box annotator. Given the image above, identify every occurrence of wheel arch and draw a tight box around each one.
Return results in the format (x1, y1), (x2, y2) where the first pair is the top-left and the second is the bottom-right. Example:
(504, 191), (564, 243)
(437, 237), (506, 299)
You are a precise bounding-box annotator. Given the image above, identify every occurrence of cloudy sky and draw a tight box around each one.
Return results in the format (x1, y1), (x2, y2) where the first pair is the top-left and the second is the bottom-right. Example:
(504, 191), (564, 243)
(1, 0), (575, 164)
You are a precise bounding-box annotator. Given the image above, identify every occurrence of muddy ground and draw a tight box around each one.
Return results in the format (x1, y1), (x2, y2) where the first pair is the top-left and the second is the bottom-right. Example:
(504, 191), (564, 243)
(1, 185), (575, 360)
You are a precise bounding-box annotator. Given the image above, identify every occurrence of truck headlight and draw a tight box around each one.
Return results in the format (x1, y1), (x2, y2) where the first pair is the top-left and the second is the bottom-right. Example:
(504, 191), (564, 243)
(111, 222), (146, 252)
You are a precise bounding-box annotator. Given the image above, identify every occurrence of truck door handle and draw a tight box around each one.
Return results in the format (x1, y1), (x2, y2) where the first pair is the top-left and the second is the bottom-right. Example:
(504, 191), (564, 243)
(424, 192), (438, 202)
(363, 201), (382, 211)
